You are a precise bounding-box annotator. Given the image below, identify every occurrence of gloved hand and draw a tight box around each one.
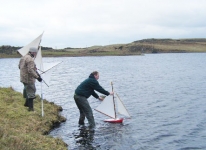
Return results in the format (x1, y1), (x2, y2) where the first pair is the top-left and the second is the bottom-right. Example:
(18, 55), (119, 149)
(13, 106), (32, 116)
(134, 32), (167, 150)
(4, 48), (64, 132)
(37, 76), (42, 82)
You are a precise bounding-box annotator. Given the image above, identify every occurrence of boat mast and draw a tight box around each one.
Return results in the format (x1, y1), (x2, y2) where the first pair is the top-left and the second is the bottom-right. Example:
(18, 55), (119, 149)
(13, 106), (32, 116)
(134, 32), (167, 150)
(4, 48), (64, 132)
(111, 82), (116, 119)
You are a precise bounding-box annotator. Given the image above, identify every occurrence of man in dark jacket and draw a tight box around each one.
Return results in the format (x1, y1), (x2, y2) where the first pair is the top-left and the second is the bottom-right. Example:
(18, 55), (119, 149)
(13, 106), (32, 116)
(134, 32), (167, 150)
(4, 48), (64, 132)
(74, 71), (114, 130)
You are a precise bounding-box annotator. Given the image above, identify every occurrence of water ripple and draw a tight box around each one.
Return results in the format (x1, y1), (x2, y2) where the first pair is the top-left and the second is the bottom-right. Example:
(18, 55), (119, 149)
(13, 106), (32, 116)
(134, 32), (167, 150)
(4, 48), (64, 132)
(1, 54), (206, 149)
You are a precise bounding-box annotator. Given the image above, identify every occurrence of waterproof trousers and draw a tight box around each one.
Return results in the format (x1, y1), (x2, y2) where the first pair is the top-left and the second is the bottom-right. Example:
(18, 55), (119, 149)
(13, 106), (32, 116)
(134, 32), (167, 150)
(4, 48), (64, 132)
(23, 83), (36, 111)
(23, 83), (36, 99)
(74, 94), (95, 128)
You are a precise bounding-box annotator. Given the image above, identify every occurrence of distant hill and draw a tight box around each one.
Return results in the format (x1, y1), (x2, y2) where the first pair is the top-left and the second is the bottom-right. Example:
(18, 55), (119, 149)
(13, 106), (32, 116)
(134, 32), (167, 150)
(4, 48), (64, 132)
(0, 46), (53, 58)
(132, 38), (206, 53)
(1, 38), (206, 58)
(58, 38), (206, 56)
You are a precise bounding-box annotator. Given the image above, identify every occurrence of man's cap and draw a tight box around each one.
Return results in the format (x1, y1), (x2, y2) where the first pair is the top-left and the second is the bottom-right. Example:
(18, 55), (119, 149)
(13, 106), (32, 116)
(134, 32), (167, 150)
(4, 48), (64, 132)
(29, 47), (38, 53)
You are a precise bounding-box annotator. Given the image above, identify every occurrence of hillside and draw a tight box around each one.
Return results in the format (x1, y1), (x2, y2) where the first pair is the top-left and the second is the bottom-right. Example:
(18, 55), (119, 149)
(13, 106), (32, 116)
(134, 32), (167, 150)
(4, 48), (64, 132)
(1, 38), (206, 58)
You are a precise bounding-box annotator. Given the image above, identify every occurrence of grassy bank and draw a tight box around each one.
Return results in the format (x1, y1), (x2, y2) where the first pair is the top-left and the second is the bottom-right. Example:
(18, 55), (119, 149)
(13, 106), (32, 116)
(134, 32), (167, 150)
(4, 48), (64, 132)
(0, 87), (68, 150)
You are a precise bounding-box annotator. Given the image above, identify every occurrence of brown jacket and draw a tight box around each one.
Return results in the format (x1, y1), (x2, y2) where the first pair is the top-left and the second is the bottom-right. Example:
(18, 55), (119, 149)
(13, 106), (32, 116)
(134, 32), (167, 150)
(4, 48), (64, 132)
(19, 53), (39, 84)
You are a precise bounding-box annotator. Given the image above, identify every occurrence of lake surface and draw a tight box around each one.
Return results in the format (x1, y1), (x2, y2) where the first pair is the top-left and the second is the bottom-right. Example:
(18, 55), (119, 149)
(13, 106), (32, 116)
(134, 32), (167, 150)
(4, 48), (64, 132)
(0, 53), (206, 150)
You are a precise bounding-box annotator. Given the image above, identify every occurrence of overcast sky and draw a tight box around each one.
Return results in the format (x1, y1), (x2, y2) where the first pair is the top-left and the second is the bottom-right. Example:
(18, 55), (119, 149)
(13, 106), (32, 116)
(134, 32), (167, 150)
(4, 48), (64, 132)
(0, 0), (206, 49)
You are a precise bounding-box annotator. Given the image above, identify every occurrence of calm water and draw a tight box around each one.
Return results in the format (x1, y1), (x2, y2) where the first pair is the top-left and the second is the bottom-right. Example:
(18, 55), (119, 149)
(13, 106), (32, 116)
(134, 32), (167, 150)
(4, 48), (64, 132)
(0, 53), (206, 150)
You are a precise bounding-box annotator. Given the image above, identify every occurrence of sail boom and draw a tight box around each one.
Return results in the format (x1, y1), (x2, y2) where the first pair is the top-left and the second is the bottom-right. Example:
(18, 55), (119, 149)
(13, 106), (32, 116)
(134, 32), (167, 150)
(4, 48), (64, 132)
(39, 61), (62, 74)
(94, 109), (116, 119)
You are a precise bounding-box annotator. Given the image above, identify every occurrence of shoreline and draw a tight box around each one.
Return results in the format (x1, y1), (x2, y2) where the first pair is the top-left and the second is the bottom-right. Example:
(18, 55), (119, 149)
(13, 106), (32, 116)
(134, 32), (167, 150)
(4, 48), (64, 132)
(0, 51), (206, 59)
(0, 87), (68, 150)
(1, 38), (206, 58)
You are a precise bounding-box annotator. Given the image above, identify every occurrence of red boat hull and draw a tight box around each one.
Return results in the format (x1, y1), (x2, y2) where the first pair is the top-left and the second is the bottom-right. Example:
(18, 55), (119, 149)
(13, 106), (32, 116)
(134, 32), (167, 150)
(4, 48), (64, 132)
(104, 118), (123, 123)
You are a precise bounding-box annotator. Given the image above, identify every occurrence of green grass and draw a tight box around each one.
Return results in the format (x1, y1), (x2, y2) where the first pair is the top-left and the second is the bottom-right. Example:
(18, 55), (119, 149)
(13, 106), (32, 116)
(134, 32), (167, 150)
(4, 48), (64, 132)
(0, 87), (68, 150)
(133, 39), (206, 53)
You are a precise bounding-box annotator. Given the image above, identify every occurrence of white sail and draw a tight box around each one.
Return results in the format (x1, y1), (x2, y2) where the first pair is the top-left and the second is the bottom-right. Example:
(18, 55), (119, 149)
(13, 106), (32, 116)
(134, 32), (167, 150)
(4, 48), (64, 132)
(41, 62), (62, 74)
(95, 93), (131, 120)
(35, 46), (44, 71)
(18, 32), (44, 56)
(116, 93), (131, 118)
(94, 96), (116, 119)
(41, 68), (52, 86)
(35, 46), (62, 87)
(35, 46), (62, 73)
(40, 62), (61, 86)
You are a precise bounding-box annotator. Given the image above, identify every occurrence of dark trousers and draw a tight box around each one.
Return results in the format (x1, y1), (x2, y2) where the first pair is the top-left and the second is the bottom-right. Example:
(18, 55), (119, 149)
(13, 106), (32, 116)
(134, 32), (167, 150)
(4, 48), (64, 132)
(23, 83), (36, 99)
(23, 83), (36, 111)
(74, 95), (95, 128)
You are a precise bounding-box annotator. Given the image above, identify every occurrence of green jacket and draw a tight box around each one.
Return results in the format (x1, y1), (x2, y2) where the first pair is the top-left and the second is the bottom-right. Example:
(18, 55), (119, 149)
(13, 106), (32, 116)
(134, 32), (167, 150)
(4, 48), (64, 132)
(75, 74), (110, 99)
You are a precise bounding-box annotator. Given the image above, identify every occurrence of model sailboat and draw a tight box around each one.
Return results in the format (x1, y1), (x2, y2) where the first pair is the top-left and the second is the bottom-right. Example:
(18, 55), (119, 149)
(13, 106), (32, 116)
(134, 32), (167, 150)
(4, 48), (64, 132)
(94, 82), (131, 123)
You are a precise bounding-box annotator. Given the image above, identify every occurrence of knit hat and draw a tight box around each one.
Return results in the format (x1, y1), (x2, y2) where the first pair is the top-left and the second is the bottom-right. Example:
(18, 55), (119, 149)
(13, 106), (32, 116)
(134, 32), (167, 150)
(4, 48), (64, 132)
(29, 47), (38, 53)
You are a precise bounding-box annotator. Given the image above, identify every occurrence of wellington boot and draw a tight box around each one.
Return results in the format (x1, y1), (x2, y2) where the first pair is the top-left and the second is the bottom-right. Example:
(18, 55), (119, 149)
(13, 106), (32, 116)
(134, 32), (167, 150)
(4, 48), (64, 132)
(28, 108), (34, 111)
(78, 113), (85, 125)
(28, 98), (34, 111)
(24, 98), (29, 107)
